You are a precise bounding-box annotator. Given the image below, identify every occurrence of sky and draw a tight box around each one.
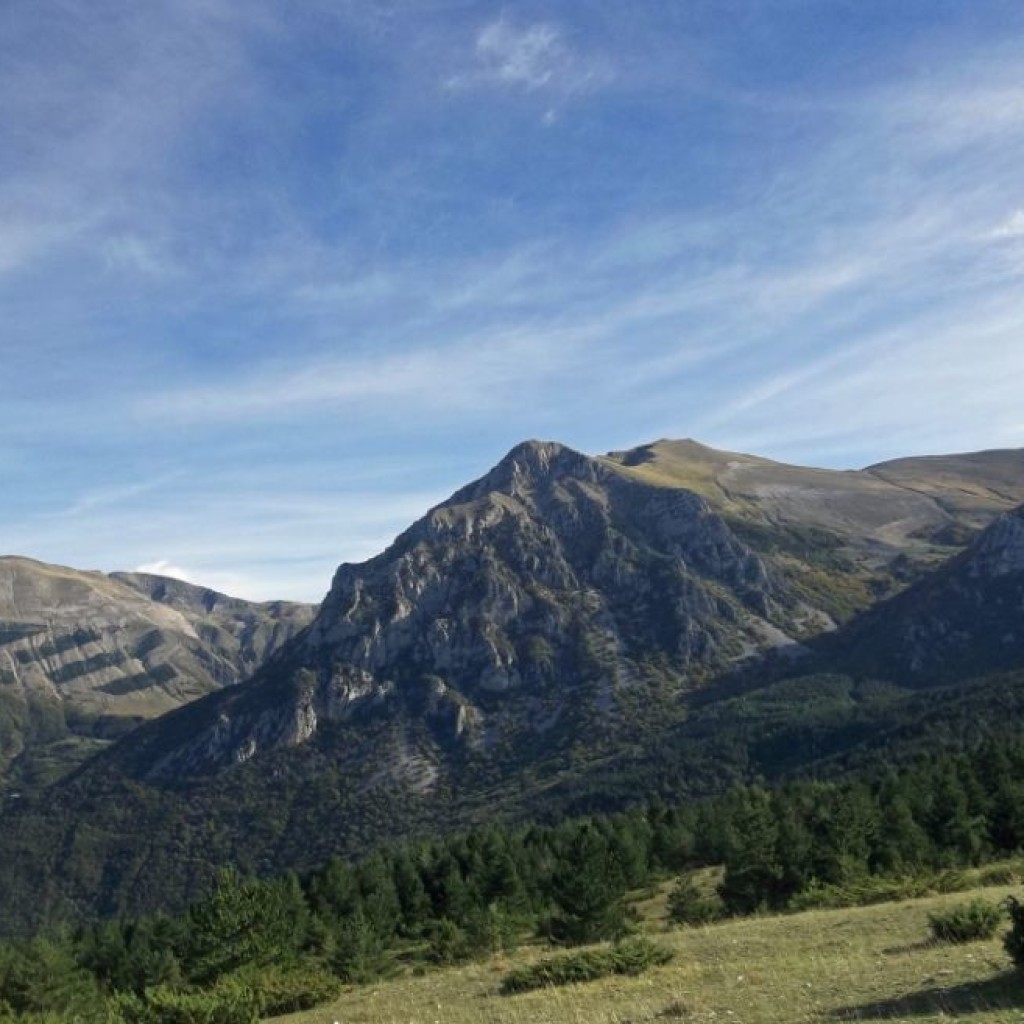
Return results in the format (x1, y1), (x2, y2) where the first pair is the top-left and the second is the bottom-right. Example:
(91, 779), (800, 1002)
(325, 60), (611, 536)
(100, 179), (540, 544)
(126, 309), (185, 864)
(3, 1), (1024, 602)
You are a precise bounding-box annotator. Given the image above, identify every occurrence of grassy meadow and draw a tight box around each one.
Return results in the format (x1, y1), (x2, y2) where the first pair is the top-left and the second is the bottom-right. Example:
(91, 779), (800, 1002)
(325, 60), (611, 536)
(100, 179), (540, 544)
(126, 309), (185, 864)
(272, 883), (1023, 1024)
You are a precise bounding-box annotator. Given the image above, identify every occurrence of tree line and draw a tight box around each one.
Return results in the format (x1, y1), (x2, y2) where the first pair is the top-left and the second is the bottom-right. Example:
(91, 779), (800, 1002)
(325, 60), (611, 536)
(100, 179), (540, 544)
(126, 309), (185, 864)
(3, 735), (1024, 1021)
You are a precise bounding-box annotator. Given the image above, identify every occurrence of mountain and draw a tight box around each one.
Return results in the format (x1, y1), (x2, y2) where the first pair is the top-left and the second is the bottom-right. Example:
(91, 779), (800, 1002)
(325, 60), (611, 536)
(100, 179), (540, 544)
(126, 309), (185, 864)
(0, 558), (314, 790)
(88, 440), (1024, 778)
(0, 438), (1022, 932)
(100, 437), (1024, 786)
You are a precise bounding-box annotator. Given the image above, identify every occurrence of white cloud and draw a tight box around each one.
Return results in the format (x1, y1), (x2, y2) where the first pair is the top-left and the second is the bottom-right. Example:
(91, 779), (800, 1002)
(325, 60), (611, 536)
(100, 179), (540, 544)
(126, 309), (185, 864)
(134, 560), (196, 583)
(140, 330), (576, 425)
(992, 210), (1024, 239)
(447, 18), (611, 96)
(477, 21), (564, 90)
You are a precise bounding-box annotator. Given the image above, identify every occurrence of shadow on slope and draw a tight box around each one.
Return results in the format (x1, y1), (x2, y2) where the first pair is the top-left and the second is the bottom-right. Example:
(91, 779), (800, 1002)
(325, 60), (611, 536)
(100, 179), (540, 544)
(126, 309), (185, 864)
(832, 970), (1021, 1019)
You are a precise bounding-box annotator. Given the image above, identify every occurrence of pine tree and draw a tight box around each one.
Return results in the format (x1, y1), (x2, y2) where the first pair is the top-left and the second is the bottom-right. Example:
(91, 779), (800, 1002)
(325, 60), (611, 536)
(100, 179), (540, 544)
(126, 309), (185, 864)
(391, 849), (432, 937)
(718, 787), (784, 914)
(182, 868), (309, 984)
(548, 823), (628, 944)
(356, 853), (401, 941)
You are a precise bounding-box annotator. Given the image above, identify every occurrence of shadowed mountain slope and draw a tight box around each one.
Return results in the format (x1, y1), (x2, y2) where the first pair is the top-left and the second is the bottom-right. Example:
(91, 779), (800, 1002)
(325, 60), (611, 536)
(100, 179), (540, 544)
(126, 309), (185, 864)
(825, 504), (1024, 682)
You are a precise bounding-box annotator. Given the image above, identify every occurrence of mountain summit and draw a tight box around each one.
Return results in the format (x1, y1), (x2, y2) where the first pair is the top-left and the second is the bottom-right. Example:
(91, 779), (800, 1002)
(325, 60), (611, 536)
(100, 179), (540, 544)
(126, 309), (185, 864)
(111, 439), (795, 783)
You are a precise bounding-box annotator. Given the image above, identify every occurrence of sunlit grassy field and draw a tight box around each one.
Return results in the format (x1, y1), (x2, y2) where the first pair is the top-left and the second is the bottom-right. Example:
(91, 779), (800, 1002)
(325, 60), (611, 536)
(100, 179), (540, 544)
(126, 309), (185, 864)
(272, 882), (1023, 1024)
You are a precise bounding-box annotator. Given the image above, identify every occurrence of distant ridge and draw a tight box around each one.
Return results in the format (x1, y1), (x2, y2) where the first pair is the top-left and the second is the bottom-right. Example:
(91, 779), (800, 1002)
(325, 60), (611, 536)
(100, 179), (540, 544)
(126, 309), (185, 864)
(0, 557), (313, 789)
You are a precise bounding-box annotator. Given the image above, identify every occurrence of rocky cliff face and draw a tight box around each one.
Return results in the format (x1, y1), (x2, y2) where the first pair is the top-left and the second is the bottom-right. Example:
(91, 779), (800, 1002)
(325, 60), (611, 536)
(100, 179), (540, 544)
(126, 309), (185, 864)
(0, 558), (313, 786)
(111, 571), (315, 686)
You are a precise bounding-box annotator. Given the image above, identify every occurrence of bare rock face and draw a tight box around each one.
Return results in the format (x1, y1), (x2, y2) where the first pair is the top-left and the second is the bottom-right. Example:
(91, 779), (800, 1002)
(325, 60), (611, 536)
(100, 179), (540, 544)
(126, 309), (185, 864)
(306, 440), (776, 695)
(964, 507), (1024, 579)
(110, 572), (316, 686)
(0, 558), (313, 784)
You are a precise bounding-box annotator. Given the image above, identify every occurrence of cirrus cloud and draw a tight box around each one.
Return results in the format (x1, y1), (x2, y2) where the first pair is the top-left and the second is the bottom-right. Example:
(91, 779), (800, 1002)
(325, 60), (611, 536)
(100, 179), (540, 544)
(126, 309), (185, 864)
(446, 17), (612, 97)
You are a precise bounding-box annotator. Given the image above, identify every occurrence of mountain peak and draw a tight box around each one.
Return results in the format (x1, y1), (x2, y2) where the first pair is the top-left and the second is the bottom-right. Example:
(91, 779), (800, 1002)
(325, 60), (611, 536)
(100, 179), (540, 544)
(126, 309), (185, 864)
(445, 439), (597, 508)
(493, 438), (587, 480)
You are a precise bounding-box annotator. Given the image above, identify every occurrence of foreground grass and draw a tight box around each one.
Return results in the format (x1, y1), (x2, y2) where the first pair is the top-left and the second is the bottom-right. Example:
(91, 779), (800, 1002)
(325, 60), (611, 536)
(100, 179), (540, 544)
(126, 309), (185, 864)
(273, 885), (1023, 1024)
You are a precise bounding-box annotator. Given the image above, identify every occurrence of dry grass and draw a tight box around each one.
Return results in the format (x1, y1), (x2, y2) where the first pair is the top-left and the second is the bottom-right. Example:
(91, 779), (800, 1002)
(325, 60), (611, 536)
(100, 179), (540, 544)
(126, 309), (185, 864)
(271, 884), (1023, 1024)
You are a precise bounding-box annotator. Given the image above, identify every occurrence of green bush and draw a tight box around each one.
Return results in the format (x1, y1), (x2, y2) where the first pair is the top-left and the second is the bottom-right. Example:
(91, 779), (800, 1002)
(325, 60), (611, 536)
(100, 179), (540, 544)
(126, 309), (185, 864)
(973, 862), (1022, 887)
(227, 964), (340, 1016)
(788, 869), (973, 913)
(109, 981), (260, 1024)
(928, 899), (1003, 944)
(1005, 895), (1024, 968)
(500, 936), (672, 995)
(425, 919), (473, 966)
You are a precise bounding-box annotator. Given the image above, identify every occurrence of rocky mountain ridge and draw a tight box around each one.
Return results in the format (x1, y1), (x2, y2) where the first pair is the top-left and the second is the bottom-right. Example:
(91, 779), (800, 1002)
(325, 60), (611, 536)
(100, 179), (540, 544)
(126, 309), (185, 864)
(94, 439), (1024, 787)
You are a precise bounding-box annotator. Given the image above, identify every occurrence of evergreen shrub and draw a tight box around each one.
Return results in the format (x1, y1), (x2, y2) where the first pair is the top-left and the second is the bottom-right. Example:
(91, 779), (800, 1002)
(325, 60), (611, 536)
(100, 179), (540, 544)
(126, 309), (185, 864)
(109, 981), (260, 1024)
(788, 869), (973, 912)
(228, 964), (340, 1016)
(927, 899), (1002, 943)
(1004, 895), (1024, 968)
(426, 919), (473, 965)
(499, 936), (672, 995)
(666, 876), (720, 926)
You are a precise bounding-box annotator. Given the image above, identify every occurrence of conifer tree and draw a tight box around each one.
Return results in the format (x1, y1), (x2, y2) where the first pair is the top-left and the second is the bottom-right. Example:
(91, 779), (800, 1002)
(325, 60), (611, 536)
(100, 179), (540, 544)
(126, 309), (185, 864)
(718, 787), (784, 913)
(548, 823), (628, 944)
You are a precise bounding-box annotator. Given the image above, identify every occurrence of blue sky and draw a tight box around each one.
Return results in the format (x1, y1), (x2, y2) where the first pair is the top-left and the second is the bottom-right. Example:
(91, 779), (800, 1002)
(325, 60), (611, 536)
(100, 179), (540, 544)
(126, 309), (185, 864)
(3, 1), (1024, 601)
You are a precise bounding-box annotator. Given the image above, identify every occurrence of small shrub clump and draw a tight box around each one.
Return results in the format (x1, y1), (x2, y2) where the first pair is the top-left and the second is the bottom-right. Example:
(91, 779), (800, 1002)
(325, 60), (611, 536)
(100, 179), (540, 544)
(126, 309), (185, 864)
(499, 936), (672, 995)
(927, 898), (1003, 944)
(789, 869), (973, 913)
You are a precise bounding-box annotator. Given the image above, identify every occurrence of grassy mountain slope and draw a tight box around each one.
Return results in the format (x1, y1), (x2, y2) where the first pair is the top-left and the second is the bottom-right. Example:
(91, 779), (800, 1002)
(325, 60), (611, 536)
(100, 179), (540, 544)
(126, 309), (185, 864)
(272, 881), (1023, 1024)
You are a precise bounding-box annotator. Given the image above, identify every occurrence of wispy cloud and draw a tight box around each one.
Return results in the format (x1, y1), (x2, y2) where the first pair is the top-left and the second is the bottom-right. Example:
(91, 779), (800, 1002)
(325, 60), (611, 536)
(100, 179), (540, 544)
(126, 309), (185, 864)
(5, 4), (1024, 598)
(991, 210), (1024, 240)
(6, 483), (451, 603)
(139, 330), (576, 425)
(134, 559), (196, 584)
(446, 17), (611, 98)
